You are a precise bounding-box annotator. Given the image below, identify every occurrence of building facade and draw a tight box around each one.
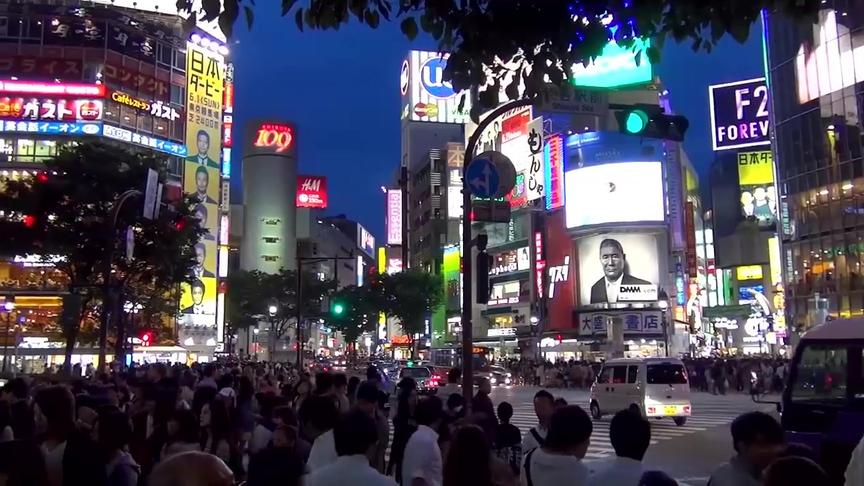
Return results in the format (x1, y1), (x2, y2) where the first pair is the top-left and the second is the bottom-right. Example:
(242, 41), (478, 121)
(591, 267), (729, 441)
(0, 2), (230, 369)
(767, 4), (864, 327)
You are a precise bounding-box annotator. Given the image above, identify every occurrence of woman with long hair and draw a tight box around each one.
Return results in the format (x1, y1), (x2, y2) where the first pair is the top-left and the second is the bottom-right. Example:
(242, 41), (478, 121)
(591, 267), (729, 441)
(444, 424), (516, 486)
(291, 378), (312, 412)
(387, 377), (418, 478)
(199, 399), (234, 464)
(161, 409), (200, 459)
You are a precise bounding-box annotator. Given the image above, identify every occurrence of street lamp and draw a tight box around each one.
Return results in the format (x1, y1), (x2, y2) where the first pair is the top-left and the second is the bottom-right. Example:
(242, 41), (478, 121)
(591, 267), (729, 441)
(658, 295), (670, 357)
(268, 304), (278, 316)
(2, 297), (15, 374)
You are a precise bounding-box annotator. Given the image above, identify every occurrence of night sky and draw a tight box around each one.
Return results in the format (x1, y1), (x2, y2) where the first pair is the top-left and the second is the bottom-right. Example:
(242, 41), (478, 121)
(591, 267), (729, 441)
(230, 10), (764, 240)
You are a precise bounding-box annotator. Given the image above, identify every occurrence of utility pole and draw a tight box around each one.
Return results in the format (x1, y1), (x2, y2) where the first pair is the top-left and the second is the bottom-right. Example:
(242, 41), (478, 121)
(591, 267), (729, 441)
(461, 99), (534, 407)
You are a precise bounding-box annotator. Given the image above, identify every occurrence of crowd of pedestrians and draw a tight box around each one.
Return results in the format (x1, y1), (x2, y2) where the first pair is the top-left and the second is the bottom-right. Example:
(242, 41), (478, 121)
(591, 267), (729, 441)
(0, 359), (858, 486)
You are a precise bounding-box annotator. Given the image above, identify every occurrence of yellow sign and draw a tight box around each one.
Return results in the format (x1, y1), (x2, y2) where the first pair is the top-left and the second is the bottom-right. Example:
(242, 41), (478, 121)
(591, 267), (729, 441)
(736, 265), (763, 281)
(185, 43), (224, 168)
(737, 150), (774, 185)
(181, 42), (225, 330)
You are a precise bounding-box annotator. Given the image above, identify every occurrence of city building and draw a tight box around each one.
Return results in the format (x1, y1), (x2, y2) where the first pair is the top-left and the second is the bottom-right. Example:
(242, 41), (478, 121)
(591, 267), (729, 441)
(0, 1), (230, 369)
(766, 4), (864, 329)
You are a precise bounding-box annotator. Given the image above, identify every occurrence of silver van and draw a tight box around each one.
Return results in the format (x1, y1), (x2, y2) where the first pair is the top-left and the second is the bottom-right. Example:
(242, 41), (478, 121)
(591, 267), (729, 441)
(589, 357), (692, 426)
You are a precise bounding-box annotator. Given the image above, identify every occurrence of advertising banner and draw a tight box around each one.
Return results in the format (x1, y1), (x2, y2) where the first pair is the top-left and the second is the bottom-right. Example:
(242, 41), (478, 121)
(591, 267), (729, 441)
(181, 41), (225, 331)
(358, 224), (375, 257)
(489, 247), (530, 277)
(709, 78), (770, 151)
(738, 151), (776, 227)
(401, 51), (470, 124)
(577, 233), (660, 306)
(544, 134), (565, 210)
(386, 189), (403, 245)
(570, 37), (653, 89)
(525, 117), (545, 202)
(443, 246), (461, 312)
(545, 211), (575, 331)
(737, 150), (774, 185)
(0, 97), (102, 122)
(296, 175), (328, 209)
(577, 310), (663, 336)
(565, 161), (664, 229)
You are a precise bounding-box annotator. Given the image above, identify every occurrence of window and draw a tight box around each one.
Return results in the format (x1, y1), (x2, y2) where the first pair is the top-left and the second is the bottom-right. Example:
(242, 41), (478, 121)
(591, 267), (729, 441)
(646, 364), (688, 384)
(612, 366), (627, 384)
(597, 367), (613, 384)
(791, 344), (850, 403)
(627, 365), (639, 384)
(433, 185), (441, 195)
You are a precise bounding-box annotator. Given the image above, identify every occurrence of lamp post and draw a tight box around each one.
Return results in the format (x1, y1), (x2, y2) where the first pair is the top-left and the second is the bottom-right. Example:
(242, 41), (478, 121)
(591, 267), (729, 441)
(2, 298), (15, 374)
(268, 303), (278, 361)
(658, 298), (670, 357)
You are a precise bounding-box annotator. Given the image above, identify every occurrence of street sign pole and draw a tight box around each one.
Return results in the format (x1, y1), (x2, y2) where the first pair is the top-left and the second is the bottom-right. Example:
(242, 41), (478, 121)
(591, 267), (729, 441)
(461, 98), (533, 408)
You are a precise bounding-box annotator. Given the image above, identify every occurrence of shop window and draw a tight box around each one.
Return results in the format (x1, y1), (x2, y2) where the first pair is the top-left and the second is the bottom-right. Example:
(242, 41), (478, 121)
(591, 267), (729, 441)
(119, 104), (137, 128)
(137, 114), (153, 133)
(16, 139), (35, 162)
(33, 140), (56, 162)
(104, 100), (121, 124)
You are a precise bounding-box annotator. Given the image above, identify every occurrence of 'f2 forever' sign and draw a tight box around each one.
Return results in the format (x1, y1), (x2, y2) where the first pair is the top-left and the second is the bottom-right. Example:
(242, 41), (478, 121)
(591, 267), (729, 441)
(709, 78), (771, 152)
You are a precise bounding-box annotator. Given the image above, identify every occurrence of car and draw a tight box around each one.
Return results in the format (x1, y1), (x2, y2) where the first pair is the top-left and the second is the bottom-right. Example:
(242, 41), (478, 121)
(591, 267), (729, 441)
(398, 366), (440, 395)
(475, 365), (513, 387)
(590, 357), (692, 426)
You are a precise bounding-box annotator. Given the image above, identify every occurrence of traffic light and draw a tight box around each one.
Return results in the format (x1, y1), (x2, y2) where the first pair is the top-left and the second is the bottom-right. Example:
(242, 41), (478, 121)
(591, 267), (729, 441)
(614, 105), (689, 142)
(139, 330), (153, 347)
(331, 301), (345, 316)
(21, 214), (37, 228)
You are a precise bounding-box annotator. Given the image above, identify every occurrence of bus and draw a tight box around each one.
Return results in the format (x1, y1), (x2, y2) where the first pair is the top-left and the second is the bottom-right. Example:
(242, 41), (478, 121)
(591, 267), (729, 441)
(757, 318), (864, 483)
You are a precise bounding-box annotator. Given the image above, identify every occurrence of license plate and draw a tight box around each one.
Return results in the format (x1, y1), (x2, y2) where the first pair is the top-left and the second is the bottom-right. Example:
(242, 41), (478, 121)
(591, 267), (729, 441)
(663, 405), (678, 415)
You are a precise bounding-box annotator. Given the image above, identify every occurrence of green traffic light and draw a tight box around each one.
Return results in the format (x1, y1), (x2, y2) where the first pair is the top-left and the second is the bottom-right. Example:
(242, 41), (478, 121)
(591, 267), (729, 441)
(624, 109), (650, 134)
(333, 303), (345, 315)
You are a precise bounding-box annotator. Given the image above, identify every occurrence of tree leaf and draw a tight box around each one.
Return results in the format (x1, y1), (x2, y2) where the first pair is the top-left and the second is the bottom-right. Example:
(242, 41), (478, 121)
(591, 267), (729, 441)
(282, 0), (299, 16)
(364, 9), (380, 28)
(400, 17), (418, 40)
(244, 6), (254, 30)
(295, 8), (304, 31)
(646, 45), (661, 64)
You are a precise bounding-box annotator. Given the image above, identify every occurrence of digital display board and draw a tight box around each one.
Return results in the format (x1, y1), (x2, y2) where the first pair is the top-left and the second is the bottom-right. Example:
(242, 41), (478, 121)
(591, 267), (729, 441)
(564, 161), (664, 229)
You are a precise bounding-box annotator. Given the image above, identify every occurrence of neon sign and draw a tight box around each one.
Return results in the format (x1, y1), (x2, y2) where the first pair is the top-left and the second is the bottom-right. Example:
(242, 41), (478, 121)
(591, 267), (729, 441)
(544, 134), (565, 210)
(254, 123), (294, 153)
(534, 231), (545, 299)
(0, 81), (105, 97)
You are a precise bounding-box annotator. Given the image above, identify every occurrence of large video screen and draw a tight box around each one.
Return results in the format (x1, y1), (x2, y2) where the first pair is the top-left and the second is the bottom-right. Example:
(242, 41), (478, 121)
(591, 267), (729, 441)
(576, 233), (660, 306)
(565, 161), (664, 229)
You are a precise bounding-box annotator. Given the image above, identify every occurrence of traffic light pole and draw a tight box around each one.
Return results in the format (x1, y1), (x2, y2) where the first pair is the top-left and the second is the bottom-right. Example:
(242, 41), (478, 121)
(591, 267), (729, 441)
(461, 98), (533, 407)
(98, 189), (141, 372)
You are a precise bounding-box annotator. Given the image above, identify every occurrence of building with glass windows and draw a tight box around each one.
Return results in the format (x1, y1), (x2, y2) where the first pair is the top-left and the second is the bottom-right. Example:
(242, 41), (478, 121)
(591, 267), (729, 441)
(766, 4), (864, 327)
(0, 2), (230, 369)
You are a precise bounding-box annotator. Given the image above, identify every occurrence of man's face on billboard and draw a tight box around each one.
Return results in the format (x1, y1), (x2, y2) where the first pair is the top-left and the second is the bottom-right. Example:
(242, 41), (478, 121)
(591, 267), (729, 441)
(192, 285), (205, 305)
(197, 133), (209, 156)
(196, 170), (209, 193)
(196, 246), (205, 266)
(600, 242), (625, 281)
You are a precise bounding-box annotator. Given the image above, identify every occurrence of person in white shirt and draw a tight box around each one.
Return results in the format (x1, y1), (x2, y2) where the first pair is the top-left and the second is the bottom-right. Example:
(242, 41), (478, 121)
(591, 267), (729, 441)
(305, 409), (397, 486)
(846, 433), (864, 486)
(402, 395), (444, 486)
(522, 390), (555, 455)
(589, 409), (651, 485)
(303, 396), (341, 472)
(521, 405), (593, 486)
(437, 368), (462, 399)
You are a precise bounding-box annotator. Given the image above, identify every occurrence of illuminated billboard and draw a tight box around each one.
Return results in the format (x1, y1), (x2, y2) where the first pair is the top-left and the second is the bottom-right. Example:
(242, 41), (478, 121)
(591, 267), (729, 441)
(489, 247), (530, 277)
(401, 50), (470, 124)
(577, 233), (661, 306)
(296, 175), (328, 209)
(570, 37), (653, 88)
(386, 189), (403, 245)
(545, 211), (574, 331)
(709, 78), (770, 151)
(358, 224), (375, 257)
(795, 10), (862, 104)
(544, 134), (565, 210)
(443, 246), (461, 311)
(0, 80), (105, 97)
(110, 91), (181, 122)
(737, 150), (776, 227)
(0, 97), (102, 122)
(564, 161), (664, 229)
(181, 40), (225, 333)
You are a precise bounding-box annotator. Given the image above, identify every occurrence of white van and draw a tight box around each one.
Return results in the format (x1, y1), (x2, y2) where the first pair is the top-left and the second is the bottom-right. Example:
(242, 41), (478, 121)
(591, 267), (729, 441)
(589, 357), (692, 426)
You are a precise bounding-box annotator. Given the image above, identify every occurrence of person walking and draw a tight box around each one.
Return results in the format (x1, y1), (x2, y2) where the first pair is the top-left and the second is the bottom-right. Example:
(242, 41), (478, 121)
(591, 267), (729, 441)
(445, 424), (517, 486)
(402, 396), (444, 486)
(521, 390), (555, 455)
(472, 378), (496, 423)
(96, 409), (139, 486)
(589, 409), (651, 485)
(494, 402), (522, 475)
(707, 411), (785, 486)
(521, 405), (593, 486)
(304, 410), (396, 486)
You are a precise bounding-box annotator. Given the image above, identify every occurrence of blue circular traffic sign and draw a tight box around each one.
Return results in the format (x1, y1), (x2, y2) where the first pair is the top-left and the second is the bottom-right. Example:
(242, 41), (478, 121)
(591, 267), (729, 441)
(466, 158), (500, 198)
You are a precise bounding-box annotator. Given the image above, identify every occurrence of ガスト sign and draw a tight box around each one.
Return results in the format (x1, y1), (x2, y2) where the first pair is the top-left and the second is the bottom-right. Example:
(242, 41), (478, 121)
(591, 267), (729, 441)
(254, 123), (294, 153)
(709, 78), (770, 151)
